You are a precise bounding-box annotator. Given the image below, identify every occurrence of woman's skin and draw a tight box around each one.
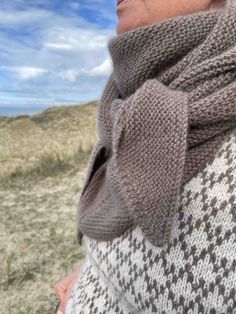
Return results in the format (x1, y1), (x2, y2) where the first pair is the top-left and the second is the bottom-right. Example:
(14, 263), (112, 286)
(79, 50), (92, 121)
(54, 264), (84, 314)
(116, 0), (225, 34)
(54, 0), (225, 313)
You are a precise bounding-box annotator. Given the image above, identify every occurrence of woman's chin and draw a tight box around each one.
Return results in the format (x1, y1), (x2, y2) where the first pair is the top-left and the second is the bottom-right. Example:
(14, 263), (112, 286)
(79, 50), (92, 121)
(116, 18), (145, 34)
(116, 20), (132, 34)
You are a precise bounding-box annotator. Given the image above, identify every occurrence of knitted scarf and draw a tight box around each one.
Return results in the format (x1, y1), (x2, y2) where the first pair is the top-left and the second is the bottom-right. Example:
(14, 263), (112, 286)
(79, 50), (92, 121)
(77, 0), (236, 247)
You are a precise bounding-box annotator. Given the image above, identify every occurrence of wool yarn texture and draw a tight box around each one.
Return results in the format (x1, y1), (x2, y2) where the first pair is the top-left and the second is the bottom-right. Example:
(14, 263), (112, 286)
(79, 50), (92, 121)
(77, 0), (236, 247)
(66, 128), (236, 313)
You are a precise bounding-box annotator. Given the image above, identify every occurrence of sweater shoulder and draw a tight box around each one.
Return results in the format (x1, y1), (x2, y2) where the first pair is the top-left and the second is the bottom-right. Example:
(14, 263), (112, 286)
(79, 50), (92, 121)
(181, 127), (236, 199)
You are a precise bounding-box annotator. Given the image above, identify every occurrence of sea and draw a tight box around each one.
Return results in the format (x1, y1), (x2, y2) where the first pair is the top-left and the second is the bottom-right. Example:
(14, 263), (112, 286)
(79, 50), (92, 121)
(0, 106), (49, 117)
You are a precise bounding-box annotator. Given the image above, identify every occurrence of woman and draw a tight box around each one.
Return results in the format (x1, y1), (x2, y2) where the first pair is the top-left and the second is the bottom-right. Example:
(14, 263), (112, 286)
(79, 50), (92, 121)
(55, 0), (236, 313)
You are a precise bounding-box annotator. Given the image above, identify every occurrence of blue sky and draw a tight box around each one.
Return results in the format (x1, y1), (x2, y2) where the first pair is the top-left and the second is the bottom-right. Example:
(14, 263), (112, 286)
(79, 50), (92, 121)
(0, 0), (117, 113)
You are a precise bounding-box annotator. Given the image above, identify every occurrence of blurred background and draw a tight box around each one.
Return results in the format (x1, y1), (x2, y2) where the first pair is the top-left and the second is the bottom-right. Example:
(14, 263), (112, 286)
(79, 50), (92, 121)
(0, 1), (117, 313)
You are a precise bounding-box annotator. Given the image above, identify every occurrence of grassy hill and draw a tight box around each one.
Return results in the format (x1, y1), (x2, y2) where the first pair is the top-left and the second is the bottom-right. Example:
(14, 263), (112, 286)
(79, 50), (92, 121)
(0, 102), (98, 313)
(0, 101), (98, 184)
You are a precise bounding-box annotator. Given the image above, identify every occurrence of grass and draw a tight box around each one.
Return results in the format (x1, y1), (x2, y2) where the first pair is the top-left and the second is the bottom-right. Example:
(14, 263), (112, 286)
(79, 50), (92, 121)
(0, 102), (98, 313)
(1, 144), (93, 189)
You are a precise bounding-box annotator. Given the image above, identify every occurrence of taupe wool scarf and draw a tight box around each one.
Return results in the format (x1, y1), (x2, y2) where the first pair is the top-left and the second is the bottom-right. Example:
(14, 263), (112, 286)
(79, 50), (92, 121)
(77, 0), (236, 247)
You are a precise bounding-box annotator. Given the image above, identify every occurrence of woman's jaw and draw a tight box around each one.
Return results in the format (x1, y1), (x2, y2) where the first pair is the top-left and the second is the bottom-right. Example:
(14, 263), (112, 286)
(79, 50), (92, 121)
(115, 0), (225, 35)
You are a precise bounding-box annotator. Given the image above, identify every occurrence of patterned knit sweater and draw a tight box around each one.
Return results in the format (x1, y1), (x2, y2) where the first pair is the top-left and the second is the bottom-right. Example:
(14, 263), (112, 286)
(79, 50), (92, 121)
(66, 127), (236, 314)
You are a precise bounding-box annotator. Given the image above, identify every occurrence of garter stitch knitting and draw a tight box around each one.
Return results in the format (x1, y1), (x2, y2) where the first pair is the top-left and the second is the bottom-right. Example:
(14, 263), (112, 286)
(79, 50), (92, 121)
(77, 0), (236, 247)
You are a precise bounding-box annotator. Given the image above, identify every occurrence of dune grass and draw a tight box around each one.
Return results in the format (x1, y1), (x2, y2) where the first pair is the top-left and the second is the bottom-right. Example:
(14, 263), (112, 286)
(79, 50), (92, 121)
(0, 102), (98, 313)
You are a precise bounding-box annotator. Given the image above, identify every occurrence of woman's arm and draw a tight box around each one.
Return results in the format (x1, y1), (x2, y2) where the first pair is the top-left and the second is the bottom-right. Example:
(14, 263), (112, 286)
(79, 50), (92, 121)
(54, 262), (85, 314)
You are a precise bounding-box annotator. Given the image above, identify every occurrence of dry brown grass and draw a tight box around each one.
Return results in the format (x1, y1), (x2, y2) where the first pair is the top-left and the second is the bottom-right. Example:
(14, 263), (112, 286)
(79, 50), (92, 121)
(0, 102), (98, 313)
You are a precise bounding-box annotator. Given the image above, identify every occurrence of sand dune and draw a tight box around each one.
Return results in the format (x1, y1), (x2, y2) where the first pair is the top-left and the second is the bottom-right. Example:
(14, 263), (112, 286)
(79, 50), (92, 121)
(0, 102), (98, 313)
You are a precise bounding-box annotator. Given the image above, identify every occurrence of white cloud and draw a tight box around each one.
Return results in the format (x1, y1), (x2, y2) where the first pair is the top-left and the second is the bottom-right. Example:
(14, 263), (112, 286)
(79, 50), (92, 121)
(0, 9), (52, 26)
(17, 67), (47, 80)
(59, 69), (79, 82)
(44, 28), (109, 52)
(0, 0), (117, 109)
(2, 66), (47, 80)
(59, 57), (112, 82)
(82, 58), (112, 76)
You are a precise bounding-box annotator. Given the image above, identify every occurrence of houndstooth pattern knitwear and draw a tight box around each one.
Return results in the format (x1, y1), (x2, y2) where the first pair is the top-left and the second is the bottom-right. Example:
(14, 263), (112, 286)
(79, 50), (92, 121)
(66, 128), (236, 314)
(77, 0), (236, 247)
